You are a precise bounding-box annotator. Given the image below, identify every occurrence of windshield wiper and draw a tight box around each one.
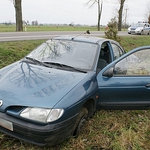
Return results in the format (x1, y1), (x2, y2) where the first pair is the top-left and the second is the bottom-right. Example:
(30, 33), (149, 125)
(44, 62), (64, 67)
(23, 57), (52, 68)
(44, 62), (87, 73)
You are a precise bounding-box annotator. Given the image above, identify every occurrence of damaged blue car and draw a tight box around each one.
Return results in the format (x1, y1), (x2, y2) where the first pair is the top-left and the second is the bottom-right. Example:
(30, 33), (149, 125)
(0, 36), (150, 146)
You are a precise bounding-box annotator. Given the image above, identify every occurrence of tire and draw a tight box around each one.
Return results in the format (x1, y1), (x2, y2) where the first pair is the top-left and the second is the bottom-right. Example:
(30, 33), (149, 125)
(141, 30), (144, 35)
(73, 107), (88, 136)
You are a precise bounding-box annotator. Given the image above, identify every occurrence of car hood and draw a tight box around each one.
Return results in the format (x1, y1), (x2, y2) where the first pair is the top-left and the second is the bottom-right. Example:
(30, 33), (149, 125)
(135, 27), (143, 30)
(130, 26), (137, 29)
(0, 61), (87, 111)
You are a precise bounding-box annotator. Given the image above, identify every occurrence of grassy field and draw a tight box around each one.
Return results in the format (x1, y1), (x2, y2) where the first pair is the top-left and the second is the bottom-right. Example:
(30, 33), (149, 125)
(0, 36), (150, 150)
(0, 25), (99, 32)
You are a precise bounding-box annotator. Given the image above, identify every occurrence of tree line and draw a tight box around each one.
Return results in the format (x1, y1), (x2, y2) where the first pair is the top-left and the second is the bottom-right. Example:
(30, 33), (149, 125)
(11, 0), (150, 32)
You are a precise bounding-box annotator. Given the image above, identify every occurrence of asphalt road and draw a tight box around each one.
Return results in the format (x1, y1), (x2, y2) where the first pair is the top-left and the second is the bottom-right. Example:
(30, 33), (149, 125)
(0, 31), (129, 42)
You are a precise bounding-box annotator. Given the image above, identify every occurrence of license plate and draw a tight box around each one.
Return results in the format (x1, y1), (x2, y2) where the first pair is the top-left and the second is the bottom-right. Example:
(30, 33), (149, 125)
(0, 118), (13, 131)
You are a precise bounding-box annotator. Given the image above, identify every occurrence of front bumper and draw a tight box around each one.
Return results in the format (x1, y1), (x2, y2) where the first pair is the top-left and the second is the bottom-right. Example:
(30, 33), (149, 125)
(130, 30), (135, 34)
(135, 31), (141, 34)
(0, 112), (77, 146)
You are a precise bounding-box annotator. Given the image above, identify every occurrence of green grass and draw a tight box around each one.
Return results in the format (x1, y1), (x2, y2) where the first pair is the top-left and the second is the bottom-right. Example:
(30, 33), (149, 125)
(0, 25), (99, 32)
(120, 36), (150, 52)
(0, 36), (150, 150)
(0, 40), (45, 68)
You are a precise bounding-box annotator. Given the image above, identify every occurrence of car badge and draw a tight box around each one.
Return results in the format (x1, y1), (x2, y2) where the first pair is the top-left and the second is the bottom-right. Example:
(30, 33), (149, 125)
(0, 100), (3, 107)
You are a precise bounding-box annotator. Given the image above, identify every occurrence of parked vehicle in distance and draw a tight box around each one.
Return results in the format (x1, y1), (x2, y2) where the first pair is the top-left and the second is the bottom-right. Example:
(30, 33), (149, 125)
(141, 27), (150, 35)
(135, 23), (150, 35)
(128, 22), (150, 34)
(0, 35), (150, 146)
(128, 26), (132, 34)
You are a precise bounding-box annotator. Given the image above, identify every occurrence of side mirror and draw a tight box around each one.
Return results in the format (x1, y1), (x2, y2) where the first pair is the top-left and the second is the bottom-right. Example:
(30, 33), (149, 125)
(102, 67), (114, 77)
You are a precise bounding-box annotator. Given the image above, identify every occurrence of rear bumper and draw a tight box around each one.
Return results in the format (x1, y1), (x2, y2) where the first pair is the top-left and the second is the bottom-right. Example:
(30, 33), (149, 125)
(0, 112), (77, 146)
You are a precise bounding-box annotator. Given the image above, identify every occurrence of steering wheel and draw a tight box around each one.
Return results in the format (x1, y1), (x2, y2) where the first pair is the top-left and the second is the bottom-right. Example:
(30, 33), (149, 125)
(75, 59), (91, 68)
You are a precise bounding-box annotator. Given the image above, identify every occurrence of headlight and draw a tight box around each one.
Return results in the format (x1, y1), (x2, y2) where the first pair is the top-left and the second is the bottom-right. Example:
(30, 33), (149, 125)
(20, 107), (64, 123)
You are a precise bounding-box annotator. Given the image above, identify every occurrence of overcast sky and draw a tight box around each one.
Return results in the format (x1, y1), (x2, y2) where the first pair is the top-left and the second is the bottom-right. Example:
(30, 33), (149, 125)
(0, 0), (149, 25)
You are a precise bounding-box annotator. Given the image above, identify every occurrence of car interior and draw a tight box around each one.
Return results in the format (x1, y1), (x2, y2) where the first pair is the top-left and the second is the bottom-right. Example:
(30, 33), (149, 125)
(97, 43), (111, 71)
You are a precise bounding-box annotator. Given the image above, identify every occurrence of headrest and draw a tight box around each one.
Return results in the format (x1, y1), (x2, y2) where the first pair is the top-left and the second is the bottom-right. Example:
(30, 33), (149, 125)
(103, 46), (109, 52)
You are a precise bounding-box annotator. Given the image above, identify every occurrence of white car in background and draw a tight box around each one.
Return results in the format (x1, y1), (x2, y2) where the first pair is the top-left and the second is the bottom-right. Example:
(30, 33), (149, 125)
(135, 23), (150, 35)
(128, 23), (150, 34)
(127, 27), (132, 34)
(128, 23), (144, 34)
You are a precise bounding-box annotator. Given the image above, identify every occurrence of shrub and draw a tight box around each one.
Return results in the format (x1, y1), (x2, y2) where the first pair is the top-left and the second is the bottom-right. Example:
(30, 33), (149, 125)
(105, 17), (121, 43)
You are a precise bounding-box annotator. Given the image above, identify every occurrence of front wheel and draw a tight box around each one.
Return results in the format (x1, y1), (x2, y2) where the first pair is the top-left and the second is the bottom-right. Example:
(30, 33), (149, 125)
(73, 107), (88, 136)
(141, 30), (144, 35)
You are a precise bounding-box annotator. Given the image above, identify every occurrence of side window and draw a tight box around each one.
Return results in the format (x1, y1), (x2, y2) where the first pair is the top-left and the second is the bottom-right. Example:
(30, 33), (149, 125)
(114, 49), (150, 76)
(111, 43), (124, 60)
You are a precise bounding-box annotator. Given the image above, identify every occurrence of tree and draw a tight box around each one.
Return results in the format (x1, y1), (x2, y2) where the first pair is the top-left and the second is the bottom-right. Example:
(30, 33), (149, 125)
(145, 0), (150, 24)
(11, 0), (23, 31)
(117, 0), (126, 31)
(86, 0), (103, 31)
(148, 15), (150, 24)
(32, 20), (38, 26)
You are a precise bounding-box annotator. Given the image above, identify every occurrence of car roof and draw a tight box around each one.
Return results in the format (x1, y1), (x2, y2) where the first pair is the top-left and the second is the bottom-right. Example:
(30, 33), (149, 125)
(52, 35), (112, 44)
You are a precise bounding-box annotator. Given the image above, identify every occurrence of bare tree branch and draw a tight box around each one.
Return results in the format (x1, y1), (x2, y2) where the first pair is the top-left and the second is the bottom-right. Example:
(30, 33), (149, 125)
(9, 0), (15, 6)
(86, 0), (103, 31)
(86, 0), (97, 8)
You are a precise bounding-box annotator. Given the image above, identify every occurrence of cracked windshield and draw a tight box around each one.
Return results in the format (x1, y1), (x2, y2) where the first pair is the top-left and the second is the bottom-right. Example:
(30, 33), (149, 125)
(27, 40), (98, 70)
